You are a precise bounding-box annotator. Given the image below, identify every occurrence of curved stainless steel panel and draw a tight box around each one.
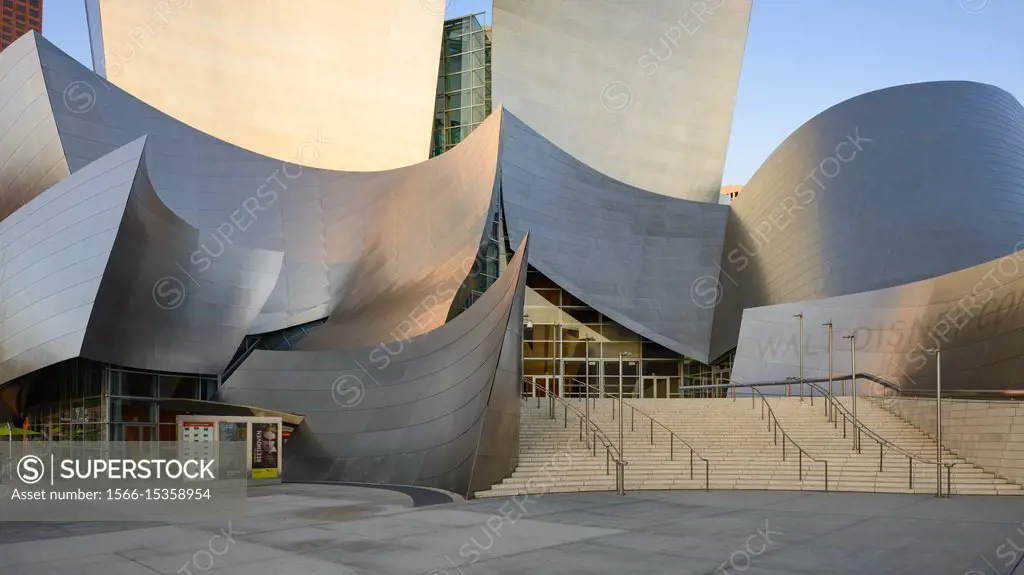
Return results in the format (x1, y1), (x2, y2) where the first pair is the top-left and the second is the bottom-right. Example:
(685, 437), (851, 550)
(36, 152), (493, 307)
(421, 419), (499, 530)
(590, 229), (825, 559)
(501, 110), (729, 362)
(88, 0), (443, 172)
(731, 245), (1024, 394)
(218, 237), (529, 497)
(492, 0), (751, 202)
(80, 152), (284, 375)
(0, 134), (282, 385)
(0, 34), (71, 221)
(0, 138), (145, 386)
(712, 81), (1024, 360)
(16, 35), (499, 340)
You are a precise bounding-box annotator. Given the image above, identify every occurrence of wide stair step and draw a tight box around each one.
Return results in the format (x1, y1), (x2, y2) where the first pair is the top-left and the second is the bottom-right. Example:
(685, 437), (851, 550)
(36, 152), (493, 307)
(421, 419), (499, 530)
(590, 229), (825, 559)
(473, 396), (1024, 498)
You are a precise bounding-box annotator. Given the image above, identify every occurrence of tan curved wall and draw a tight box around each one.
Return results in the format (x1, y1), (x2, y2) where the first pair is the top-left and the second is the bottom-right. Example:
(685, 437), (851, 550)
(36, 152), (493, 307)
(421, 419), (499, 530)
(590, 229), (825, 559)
(88, 0), (442, 171)
(492, 0), (751, 202)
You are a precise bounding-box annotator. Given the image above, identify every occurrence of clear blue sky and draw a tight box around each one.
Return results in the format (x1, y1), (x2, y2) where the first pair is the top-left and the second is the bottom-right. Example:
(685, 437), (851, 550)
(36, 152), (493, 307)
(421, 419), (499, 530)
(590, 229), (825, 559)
(42, 0), (1023, 185)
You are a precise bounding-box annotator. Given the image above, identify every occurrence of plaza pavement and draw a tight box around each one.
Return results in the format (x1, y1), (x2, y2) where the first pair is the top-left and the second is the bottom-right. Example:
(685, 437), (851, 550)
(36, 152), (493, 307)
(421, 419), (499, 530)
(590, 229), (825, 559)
(0, 483), (1022, 574)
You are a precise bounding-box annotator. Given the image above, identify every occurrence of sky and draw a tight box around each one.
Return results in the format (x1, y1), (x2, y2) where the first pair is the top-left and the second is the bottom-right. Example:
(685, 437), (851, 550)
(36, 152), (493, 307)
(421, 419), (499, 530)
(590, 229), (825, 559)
(41, 0), (1023, 185)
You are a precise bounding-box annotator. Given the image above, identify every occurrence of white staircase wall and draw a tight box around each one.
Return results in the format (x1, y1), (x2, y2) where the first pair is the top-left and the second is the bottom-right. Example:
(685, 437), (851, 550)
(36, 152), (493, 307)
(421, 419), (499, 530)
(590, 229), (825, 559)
(881, 397), (1024, 487)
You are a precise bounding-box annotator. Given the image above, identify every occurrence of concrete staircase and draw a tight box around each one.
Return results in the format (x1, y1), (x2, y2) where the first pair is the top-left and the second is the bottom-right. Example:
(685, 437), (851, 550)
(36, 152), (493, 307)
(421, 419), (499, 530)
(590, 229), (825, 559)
(770, 396), (1022, 495)
(473, 396), (1023, 498)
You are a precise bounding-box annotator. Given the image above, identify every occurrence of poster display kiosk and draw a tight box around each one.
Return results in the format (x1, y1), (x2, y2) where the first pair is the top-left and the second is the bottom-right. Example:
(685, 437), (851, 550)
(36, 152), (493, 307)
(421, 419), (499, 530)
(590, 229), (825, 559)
(176, 416), (283, 483)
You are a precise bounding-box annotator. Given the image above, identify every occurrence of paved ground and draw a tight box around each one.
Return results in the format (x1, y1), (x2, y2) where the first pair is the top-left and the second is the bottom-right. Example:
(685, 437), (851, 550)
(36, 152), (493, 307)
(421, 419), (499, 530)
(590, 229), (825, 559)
(1, 484), (1023, 574)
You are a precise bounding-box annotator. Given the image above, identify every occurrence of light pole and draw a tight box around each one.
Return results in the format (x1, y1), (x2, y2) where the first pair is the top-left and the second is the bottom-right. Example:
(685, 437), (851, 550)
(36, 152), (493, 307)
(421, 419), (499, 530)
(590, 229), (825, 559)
(618, 351), (632, 478)
(927, 347), (943, 497)
(823, 320), (833, 420)
(794, 313), (804, 401)
(556, 322), (564, 398)
(843, 332), (859, 452)
(583, 335), (595, 447)
(524, 314), (533, 401)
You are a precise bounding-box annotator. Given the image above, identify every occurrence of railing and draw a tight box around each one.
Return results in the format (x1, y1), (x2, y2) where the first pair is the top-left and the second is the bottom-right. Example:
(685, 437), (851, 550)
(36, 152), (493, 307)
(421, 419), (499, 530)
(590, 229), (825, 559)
(802, 379), (954, 496)
(570, 379), (710, 491)
(727, 380), (829, 492)
(528, 379), (627, 495)
(895, 388), (1024, 401)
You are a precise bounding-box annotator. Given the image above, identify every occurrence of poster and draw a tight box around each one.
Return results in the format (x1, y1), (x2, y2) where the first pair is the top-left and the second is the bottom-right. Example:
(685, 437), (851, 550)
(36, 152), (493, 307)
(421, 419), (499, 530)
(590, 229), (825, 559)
(251, 422), (279, 478)
(218, 422), (247, 480)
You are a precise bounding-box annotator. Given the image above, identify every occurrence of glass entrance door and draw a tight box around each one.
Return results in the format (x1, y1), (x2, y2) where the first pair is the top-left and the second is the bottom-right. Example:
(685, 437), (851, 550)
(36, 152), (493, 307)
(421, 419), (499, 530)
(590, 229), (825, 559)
(526, 376), (561, 397)
(640, 377), (670, 398)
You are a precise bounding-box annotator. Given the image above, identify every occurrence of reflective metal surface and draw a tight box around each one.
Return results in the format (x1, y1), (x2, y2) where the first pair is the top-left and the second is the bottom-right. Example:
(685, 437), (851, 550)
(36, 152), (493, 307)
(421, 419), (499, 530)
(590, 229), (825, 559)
(501, 111), (729, 362)
(0, 34), (71, 221)
(10, 34), (499, 340)
(492, 0), (751, 202)
(0, 136), (283, 385)
(731, 247), (1024, 393)
(711, 81), (1024, 360)
(218, 237), (529, 497)
(0, 138), (145, 385)
(86, 0), (443, 171)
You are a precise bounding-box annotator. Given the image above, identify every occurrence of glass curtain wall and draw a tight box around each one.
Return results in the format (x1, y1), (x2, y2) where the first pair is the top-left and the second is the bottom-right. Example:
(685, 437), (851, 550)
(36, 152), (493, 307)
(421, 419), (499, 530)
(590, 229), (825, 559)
(522, 267), (719, 399)
(430, 13), (492, 157)
(18, 359), (218, 442)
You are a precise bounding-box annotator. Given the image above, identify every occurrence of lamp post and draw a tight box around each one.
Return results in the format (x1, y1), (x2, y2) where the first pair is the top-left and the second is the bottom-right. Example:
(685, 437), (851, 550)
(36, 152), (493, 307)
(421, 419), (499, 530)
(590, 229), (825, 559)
(524, 314), (533, 401)
(927, 347), (943, 497)
(583, 335), (595, 448)
(618, 351), (632, 477)
(843, 332), (859, 452)
(794, 313), (804, 401)
(556, 322), (564, 398)
(823, 320), (833, 420)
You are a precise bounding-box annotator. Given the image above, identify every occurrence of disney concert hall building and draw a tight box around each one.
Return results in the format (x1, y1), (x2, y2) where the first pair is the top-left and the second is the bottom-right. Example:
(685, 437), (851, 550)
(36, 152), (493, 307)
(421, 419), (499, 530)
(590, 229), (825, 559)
(1, 1), (1023, 496)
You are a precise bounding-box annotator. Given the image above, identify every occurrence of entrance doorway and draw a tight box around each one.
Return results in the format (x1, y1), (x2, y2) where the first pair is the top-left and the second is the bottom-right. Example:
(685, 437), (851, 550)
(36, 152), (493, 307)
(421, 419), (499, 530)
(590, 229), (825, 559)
(640, 377), (671, 398)
(525, 376), (562, 397)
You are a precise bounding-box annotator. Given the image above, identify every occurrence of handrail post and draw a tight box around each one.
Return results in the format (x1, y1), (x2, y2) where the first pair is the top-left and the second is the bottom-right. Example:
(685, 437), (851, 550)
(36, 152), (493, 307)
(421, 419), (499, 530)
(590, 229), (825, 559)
(799, 449), (802, 481)
(670, 434), (674, 461)
(935, 348), (943, 499)
(579, 418), (582, 441)
(946, 465), (952, 498)
(564, 404), (568, 428)
(606, 448), (609, 475)
(630, 406), (634, 432)
(824, 461), (829, 492)
(796, 313), (804, 402)
(592, 431), (596, 456)
(879, 442), (883, 471)
(909, 456), (913, 489)
(705, 460), (710, 492)
(690, 449), (694, 480)
(650, 419), (653, 445)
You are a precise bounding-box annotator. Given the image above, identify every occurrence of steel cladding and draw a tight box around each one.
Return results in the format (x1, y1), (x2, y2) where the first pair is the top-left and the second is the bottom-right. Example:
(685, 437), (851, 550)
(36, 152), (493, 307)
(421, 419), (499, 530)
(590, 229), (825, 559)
(492, 0), (752, 202)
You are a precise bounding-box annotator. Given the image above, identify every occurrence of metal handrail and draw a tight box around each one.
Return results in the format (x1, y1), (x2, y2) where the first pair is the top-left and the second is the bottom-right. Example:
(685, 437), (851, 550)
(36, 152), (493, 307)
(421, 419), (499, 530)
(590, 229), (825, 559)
(527, 379), (627, 495)
(893, 389), (1024, 400)
(801, 379), (954, 496)
(723, 379), (830, 491)
(570, 379), (710, 491)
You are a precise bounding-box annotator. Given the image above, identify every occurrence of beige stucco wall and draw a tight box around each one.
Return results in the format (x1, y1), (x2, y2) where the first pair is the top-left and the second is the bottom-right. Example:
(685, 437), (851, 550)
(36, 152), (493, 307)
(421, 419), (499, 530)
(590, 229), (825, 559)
(88, 0), (443, 171)
(884, 398), (1024, 486)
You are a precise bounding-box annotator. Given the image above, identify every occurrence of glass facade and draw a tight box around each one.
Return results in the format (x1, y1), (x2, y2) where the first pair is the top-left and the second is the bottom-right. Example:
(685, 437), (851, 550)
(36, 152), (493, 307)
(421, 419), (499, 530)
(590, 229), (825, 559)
(16, 359), (218, 442)
(430, 13), (492, 157)
(522, 267), (729, 398)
